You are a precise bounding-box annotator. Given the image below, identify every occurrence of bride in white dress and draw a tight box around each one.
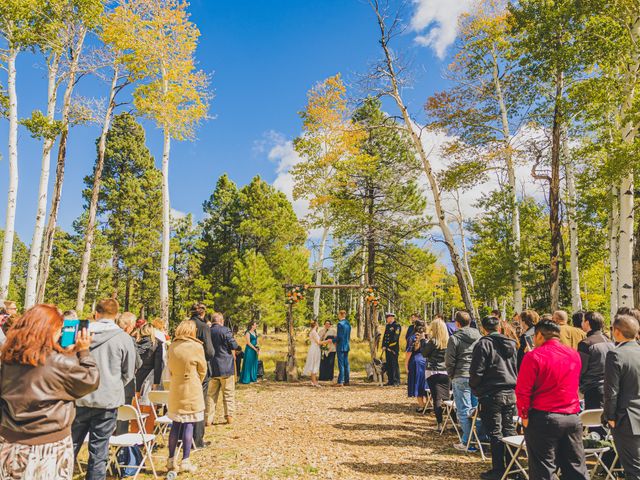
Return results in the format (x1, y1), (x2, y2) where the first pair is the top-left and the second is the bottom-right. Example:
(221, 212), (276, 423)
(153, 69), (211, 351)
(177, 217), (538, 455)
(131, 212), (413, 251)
(303, 321), (327, 387)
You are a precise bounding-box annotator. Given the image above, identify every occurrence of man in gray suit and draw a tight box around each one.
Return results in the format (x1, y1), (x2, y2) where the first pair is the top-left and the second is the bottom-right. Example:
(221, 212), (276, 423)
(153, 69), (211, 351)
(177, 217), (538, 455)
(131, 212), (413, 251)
(603, 314), (640, 479)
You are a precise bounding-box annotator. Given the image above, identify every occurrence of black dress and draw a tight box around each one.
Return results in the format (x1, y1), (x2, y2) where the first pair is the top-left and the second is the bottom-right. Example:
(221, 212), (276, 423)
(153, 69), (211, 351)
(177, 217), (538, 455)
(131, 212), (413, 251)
(319, 334), (336, 381)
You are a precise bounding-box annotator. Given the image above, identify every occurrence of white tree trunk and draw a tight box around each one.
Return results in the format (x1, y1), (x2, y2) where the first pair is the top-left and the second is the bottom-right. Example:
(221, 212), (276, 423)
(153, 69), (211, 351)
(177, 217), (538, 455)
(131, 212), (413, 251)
(491, 48), (522, 314)
(76, 65), (119, 315)
(617, 172), (634, 308)
(36, 29), (86, 303)
(160, 129), (171, 327)
(312, 223), (329, 321)
(372, 9), (475, 315)
(609, 187), (620, 320)
(24, 55), (59, 309)
(0, 48), (19, 302)
(564, 138), (582, 312)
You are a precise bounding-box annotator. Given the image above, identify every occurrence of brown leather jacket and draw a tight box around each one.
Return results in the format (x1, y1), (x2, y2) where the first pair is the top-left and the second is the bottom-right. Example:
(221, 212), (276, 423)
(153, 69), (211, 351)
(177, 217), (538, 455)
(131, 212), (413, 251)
(0, 350), (99, 445)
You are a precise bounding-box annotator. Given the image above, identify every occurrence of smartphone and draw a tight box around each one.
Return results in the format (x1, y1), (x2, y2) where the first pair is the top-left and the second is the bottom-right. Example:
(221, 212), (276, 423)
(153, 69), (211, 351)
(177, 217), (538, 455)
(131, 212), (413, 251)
(60, 319), (90, 348)
(525, 335), (534, 350)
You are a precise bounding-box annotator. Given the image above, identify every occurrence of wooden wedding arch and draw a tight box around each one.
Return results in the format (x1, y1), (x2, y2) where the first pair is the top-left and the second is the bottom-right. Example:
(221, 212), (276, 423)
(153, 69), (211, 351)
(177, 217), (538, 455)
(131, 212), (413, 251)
(282, 284), (383, 382)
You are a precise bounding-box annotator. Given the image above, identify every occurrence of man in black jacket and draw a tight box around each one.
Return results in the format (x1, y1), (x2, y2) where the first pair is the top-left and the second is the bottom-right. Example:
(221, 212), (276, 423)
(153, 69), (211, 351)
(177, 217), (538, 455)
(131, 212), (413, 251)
(190, 303), (215, 448)
(577, 311), (613, 409)
(603, 314), (640, 479)
(206, 312), (239, 425)
(470, 316), (518, 480)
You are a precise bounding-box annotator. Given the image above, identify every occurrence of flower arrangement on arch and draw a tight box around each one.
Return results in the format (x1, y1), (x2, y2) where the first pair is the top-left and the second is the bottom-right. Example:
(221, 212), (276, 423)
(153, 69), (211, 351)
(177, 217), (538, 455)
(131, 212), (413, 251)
(286, 285), (308, 305)
(364, 287), (380, 307)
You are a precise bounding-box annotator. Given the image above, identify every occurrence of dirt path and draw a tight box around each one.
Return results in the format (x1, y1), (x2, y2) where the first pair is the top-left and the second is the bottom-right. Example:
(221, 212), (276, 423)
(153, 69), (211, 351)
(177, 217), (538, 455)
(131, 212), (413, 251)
(184, 380), (486, 480)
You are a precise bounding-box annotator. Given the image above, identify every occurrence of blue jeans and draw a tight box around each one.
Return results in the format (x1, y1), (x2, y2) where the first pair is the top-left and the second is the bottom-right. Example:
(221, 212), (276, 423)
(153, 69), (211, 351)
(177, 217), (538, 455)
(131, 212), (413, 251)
(337, 351), (350, 384)
(72, 407), (118, 480)
(452, 377), (477, 445)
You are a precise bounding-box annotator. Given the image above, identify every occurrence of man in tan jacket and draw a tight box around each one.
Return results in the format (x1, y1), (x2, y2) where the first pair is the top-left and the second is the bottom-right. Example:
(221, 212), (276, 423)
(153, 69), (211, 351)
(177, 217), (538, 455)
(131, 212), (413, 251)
(553, 310), (586, 350)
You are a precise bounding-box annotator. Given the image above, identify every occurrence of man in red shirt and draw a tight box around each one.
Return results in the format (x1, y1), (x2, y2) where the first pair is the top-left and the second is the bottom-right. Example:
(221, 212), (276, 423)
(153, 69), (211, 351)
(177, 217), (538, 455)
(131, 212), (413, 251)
(515, 319), (588, 480)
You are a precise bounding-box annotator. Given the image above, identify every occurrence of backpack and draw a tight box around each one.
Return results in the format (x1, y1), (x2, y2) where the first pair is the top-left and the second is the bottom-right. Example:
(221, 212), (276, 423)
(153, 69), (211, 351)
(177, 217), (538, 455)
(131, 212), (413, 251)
(116, 445), (143, 477)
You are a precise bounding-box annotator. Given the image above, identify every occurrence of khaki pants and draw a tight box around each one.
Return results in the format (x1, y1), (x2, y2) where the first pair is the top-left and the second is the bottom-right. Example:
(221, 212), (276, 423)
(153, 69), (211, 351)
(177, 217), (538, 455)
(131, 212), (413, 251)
(205, 376), (235, 424)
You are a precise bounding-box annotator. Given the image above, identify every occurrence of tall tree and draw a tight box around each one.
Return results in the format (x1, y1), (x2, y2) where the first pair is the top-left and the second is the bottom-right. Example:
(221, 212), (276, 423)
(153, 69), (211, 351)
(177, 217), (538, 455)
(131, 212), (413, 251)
(35, 0), (103, 304)
(85, 112), (162, 315)
(292, 74), (363, 322)
(0, 0), (42, 301)
(76, 8), (134, 314)
(104, 0), (209, 325)
(425, 0), (531, 313)
(368, 0), (476, 317)
(510, 0), (586, 310)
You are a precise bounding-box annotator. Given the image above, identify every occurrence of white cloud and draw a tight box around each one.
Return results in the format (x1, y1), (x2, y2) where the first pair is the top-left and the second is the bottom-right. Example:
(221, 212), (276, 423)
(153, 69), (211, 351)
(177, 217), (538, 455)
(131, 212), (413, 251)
(409, 0), (475, 59)
(170, 208), (188, 221)
(261, 132), (323, 240)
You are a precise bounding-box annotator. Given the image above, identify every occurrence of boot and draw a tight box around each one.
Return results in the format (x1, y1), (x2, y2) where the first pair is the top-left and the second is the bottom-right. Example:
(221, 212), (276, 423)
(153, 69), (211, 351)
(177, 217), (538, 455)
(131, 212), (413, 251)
(166, 457), (177, 472)
(181, 459), (198, 473)
(225, 416), (234, 424)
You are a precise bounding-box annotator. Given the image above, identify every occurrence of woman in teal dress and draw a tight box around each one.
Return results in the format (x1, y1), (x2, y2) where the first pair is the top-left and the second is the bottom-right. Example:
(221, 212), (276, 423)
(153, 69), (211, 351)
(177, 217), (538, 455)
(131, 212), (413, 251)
(239, 321), (259, 384)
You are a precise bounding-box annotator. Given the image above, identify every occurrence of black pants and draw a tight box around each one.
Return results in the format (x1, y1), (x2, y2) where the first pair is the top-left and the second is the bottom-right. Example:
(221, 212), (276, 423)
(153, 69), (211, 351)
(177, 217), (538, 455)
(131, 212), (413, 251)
(427, 374), (450, 425)
(72, 407), (118, 480)
(193, 376), (210, 448)
(479, 392), (517, 473)
(613, 428), (640, 480)
(583, 386), (604, 409)
(385, 350), (400, 385)
(525, 410), (589, 480)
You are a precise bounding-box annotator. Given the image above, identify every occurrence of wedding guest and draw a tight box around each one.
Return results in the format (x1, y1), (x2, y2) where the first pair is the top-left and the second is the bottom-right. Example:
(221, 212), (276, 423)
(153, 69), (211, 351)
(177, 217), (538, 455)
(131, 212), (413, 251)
(577, 311), (613, 409)
(239, 321), (260, 384)
(303, 321), (330, 387)
(552, 310), (585, 350)
(445, 311), (481, 451)
(132, 320), (164, 394)
(603, 314), (640, 480)
(72, 299), (137, 480)
(319, 320), (337, 381)
(516, 320), (588, 480)
(335, 310), (352, 386)
(470, 316), (517, 480)
(166, 320), (206, 474)
(422, 319), (450, 430)
(0, 305), (99, 480)
(207, 313), (239, 425)
(188, 304), (214, 448)
(407, 320), (427, 410)
(517, 310), (539, 370)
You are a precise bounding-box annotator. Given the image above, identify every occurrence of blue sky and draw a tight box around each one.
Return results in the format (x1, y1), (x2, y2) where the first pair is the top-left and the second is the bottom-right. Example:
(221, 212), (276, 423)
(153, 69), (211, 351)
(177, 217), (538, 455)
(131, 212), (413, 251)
(0, 0), (468, 245)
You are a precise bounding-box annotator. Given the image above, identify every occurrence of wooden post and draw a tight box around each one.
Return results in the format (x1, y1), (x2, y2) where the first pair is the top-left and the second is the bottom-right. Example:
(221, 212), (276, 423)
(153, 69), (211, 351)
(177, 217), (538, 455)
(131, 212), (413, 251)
(286, 303), (298, 381)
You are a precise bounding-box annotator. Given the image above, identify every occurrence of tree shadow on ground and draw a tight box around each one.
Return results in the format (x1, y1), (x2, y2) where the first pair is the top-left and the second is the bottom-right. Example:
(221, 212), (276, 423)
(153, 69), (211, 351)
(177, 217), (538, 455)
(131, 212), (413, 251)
(330, 401), (413, 415)
(333, 433), (425, 448)
(342, 460), (483, 478)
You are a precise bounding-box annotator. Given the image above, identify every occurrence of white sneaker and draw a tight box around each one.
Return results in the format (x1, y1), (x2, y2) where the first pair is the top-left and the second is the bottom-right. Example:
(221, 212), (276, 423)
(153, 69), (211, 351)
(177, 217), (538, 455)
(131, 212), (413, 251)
(181, 459), (198, 473)
(453, 443), (468, 451)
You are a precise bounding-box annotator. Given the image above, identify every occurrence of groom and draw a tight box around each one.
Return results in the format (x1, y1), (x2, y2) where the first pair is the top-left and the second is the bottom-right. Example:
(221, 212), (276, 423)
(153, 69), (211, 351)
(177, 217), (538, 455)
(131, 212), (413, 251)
(335, 309), (351, 386)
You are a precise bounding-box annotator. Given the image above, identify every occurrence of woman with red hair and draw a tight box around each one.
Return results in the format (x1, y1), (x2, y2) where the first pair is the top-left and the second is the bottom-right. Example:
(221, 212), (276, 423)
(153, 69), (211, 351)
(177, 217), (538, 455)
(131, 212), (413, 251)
(0, 304), (99, 479)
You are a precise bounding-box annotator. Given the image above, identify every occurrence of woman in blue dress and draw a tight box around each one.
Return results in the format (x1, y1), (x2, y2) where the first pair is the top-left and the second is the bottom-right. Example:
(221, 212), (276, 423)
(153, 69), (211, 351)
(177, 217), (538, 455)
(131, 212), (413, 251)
(239, 321), (260, 384)
(406, 319), (427, 411)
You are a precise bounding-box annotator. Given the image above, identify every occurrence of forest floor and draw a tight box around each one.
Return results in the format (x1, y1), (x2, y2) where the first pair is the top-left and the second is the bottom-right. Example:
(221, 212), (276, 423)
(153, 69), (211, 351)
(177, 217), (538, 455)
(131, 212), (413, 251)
(77, 333), (488, 479)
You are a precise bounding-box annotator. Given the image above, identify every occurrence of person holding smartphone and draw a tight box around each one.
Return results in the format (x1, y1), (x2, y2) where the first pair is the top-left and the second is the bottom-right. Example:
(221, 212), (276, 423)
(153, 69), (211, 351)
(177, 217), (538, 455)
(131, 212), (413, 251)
(0, 304), (99, 480)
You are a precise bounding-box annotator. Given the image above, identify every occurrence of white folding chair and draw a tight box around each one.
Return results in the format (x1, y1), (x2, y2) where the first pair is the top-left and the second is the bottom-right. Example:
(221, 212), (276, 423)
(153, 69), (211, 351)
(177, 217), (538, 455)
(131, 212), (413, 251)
(500, 435), (528, 480)
(603, 425), (624, 480)
(466, 407), (489, 460)
(421, 389), (433, 414)
(108, 405), (158, 479)
(580, 409), (614, 478)
(148, 390), (172, 441)
(439, 399), (461, 441)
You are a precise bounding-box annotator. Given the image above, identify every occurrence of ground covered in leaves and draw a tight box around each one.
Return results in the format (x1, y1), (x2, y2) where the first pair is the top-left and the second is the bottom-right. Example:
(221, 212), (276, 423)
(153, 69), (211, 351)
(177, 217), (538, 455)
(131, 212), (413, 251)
(184, 378), (487, 479)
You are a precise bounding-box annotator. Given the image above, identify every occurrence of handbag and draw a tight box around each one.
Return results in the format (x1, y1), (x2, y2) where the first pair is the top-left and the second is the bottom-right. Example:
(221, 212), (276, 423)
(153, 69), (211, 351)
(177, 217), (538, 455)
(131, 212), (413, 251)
(116, 445), (143, 477)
